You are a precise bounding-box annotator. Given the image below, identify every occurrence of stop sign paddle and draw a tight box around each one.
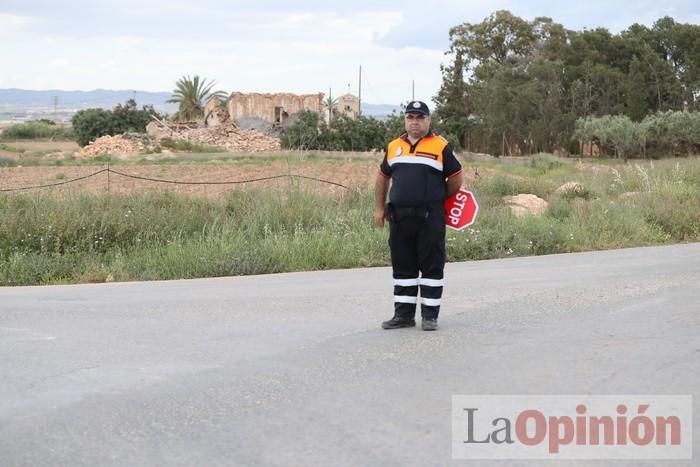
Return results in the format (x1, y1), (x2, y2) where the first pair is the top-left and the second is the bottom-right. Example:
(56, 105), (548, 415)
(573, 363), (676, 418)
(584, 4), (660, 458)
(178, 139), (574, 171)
(444, 188), (478, 231)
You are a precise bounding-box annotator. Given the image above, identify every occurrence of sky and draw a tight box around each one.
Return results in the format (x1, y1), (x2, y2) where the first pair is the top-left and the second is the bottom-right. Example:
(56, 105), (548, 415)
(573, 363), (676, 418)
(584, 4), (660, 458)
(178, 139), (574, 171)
(1, 1), (699, 106)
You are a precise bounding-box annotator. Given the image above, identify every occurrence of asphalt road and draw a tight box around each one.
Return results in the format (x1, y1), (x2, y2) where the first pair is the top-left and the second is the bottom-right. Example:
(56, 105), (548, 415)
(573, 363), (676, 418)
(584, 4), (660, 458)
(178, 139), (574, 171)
(1, 243), (699, 466)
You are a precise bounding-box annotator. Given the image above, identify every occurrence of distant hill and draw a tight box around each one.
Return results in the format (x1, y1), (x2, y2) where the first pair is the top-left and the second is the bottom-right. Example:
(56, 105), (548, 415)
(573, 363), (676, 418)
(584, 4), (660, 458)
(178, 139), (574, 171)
(0, 88), (178, 113)
(0, 88), (401, 120)
(361, 103), (402, 118)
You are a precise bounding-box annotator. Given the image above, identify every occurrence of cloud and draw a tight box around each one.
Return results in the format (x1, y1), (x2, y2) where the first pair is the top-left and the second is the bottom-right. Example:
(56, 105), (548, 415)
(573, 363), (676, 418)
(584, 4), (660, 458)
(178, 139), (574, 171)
(48, 58), (70, 67)
(0, 9), (445, 103)
(2, 1), (699, 103)
(0, 12), (43, 35)
(0, 13), (40, 26)
(97, 0), (203, 16)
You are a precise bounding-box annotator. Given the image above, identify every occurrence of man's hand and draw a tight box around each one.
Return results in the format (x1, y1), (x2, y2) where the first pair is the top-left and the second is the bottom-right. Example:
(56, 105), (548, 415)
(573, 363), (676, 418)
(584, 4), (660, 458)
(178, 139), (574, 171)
(374, 207), (387, 228)
(374, 170), (390, 228)
(446, 171), (464, 198)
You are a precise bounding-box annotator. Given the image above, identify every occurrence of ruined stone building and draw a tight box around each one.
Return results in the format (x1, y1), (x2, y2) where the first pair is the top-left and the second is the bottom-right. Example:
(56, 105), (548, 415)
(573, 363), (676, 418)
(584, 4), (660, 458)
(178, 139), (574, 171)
(203, 91), (360, 132)
(226, 92), (323, 125)
(203, 97), (229, 127)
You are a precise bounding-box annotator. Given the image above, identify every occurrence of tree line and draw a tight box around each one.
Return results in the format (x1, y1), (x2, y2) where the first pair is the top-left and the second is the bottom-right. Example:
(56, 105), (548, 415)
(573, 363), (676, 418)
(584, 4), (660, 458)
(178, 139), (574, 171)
(434, 11), (700, 157)
(280, 111), (412, 152)
(58, 12), (700, 158)
(574, 111), (700, 159)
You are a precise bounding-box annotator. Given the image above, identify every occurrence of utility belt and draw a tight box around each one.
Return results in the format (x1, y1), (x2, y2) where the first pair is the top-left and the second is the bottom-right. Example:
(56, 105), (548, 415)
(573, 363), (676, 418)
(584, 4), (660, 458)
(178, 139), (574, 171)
(387, 202), (442, 222)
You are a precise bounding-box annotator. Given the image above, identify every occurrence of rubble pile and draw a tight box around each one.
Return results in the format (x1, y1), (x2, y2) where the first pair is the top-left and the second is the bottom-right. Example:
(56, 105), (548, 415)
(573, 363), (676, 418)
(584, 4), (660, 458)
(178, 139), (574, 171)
(237, 116), (284, 138)
(147, 119), (280, 152)
(178, 124), (281, 152)
(76, 134), (150, 159)
(74, 121), (281, 159)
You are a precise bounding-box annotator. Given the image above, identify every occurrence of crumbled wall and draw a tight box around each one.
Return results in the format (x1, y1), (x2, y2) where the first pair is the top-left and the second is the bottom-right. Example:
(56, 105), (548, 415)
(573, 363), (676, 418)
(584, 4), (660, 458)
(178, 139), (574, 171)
(227, 92), (324, 124)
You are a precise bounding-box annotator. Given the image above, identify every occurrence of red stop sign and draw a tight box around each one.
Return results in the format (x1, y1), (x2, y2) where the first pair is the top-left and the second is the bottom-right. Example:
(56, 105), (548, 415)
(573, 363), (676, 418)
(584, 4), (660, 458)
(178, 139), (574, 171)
(444, 189), (479, 231)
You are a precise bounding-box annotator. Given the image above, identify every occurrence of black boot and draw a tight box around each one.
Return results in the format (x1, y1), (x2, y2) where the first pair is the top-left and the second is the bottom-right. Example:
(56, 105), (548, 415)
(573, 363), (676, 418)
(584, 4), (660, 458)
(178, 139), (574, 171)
(381, 315), (416, 329)
(421, 318), (438, 331)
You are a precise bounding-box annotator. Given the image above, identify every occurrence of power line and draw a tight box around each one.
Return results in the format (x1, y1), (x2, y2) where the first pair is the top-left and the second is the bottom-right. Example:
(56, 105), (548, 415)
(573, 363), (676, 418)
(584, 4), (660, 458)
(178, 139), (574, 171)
(361, 79), (389, 106)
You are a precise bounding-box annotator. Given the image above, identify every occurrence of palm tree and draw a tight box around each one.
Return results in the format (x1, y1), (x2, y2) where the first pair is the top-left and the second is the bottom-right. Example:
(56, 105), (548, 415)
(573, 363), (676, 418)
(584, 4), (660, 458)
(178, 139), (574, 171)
(323, 95), (338, 123)
(167, 75), (227, 121)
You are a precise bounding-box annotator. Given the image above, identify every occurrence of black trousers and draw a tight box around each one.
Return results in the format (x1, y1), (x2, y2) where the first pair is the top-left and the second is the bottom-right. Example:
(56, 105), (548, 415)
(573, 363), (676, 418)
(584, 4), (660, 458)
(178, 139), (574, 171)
(388, 204), (446, 320)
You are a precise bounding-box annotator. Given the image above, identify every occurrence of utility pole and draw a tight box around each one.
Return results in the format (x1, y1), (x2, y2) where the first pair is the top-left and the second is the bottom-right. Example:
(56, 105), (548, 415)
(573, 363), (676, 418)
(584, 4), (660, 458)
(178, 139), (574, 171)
(412, 80), (415, 101)
(328, 87), (332, 124)
(53, 96), (58, 123)
(358, 65), (362, 117)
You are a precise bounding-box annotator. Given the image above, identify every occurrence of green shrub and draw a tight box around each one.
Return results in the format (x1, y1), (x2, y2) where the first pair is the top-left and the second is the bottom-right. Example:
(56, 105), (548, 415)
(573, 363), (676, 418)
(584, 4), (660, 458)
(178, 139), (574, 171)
(527, 153), (564, 172)
(0, 143), (24, 153)
(0, 121), (74, 140)
(643, 193), (700, 240)
(0, 157), (17, 167)
(475, 174), (556, 199)
(71, 99), (163, 147)
(71, 108), (117, 146)
(280, 110), (322, 150)
(281, 110), (398, 152)
(320, 114), (388, 151)
(478, 175), (519, 196)
(547, 198), (574, 220)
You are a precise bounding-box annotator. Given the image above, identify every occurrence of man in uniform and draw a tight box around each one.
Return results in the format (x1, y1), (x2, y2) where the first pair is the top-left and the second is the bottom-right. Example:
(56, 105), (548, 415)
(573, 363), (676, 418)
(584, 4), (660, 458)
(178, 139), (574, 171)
(374, 100), (463, 331)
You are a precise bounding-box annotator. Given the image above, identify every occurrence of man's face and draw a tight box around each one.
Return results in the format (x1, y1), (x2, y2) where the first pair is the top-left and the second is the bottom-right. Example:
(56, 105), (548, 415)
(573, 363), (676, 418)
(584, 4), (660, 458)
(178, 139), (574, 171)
(405, 112), (430, 139)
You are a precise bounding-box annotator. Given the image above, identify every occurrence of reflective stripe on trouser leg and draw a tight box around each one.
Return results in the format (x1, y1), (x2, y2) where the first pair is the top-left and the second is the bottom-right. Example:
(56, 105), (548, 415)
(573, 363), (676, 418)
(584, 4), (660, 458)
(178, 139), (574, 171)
(416, 207), (446, 320)
(420, 276), (443, 319)
(393, 277), (418, 318)
(389, 216), (420, 319)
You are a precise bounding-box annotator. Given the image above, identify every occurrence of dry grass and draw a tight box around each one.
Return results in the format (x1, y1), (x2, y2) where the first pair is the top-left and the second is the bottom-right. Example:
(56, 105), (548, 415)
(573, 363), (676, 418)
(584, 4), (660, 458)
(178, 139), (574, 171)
(0, 160), (380, 197)
(4, 140), (80, 151)
(3, 153), (700, 286)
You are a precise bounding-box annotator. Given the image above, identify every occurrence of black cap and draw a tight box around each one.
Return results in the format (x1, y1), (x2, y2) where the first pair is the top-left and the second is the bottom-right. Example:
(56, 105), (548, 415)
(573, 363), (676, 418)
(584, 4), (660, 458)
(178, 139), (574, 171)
(405, 100), (430, 115)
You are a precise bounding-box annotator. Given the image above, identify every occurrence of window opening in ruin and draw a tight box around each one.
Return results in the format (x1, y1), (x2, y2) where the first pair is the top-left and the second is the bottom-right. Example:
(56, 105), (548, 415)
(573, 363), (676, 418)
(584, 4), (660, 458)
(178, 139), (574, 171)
(274, 106), (283, 123)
